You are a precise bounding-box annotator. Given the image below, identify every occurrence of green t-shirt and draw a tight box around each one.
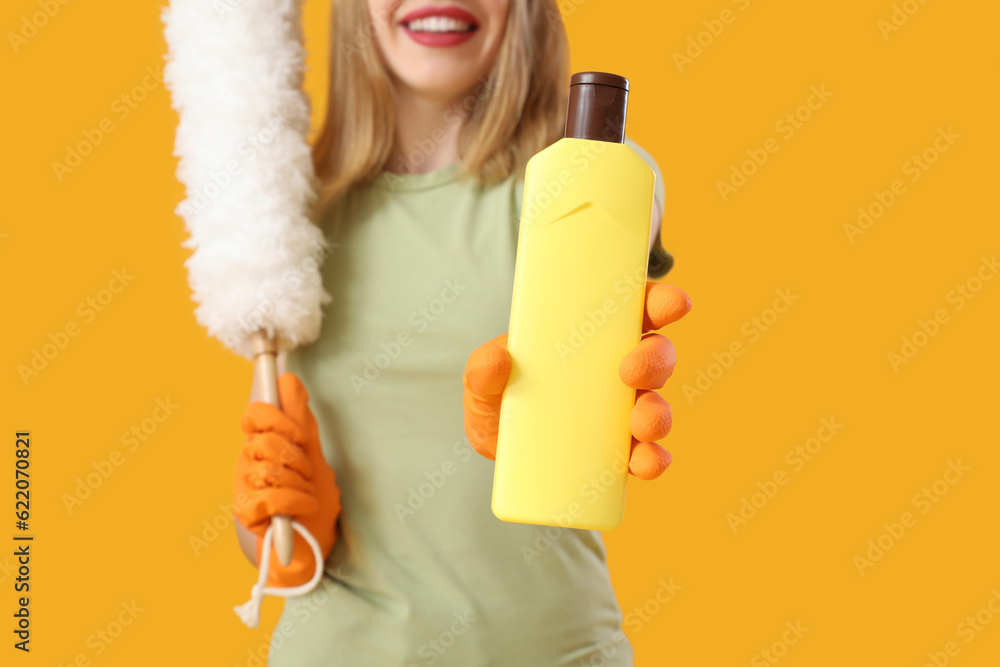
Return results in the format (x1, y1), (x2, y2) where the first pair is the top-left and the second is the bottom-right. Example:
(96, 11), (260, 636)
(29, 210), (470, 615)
(275, 137), (665, 666)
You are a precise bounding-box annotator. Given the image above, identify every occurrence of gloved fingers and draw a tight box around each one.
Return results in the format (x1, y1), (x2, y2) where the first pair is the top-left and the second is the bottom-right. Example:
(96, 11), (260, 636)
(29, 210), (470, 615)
(241, 401), (311, 450)
(642, 282), (692, 333)
(628, 438), (672, 480)
(244, 451), (342, 586)
(243, 431), (314, 481)
(463, 333), (511, 397)
(463, 388), (499, 460)
(242, 456), (316, 494)
(241, 373), (325, 468)
(236, 487), (320, 535)
(619, 333), (677, 389)
(462, 333), (510, 460)
(276, 373), (322, 443)
(629, 389), (673, 442)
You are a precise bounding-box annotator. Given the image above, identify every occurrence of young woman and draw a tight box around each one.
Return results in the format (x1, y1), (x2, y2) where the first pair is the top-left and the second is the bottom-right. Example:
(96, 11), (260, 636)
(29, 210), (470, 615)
(233, 1), (691, 664)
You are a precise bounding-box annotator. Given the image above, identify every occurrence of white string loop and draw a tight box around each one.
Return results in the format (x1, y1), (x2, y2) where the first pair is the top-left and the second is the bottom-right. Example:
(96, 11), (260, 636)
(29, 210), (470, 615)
(233, 520), (325, 628)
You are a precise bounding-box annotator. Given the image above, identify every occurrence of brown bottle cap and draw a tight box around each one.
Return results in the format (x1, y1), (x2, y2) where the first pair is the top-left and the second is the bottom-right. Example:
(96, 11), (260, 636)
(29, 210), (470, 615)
(564, 71), (629, 143)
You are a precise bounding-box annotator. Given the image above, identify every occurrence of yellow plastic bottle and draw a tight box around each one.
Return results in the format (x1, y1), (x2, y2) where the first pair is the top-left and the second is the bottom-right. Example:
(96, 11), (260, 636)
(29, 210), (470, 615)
(492, 72), (655, 530)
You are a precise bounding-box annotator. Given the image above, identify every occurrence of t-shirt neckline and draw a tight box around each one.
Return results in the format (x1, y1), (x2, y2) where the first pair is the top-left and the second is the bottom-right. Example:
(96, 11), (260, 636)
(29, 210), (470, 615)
(375, 162), (461, 192)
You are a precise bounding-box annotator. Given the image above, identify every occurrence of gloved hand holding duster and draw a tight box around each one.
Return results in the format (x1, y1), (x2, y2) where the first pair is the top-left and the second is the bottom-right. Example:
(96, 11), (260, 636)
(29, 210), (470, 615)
(235, 373), (341, 588)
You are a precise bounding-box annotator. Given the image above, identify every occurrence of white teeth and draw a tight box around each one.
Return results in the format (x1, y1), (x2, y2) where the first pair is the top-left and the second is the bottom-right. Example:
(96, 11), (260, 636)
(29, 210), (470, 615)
(407, 16), (472, 33)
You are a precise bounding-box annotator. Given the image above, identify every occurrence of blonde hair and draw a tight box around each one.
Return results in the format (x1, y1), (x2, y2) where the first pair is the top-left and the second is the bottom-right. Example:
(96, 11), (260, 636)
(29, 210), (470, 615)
(311, 0), (570, 211)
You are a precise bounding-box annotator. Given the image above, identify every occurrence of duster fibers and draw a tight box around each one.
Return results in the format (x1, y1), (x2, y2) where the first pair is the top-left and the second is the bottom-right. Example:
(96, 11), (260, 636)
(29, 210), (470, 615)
(162, 0), (331, 360)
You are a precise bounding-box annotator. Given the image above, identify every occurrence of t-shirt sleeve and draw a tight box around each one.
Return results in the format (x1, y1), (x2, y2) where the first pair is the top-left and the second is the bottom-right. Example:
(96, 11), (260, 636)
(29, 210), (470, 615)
(623, 135), (665, 216)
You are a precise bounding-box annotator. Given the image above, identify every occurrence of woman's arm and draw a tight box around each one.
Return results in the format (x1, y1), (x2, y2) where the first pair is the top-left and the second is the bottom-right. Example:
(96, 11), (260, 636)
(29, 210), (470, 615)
(234, 351), (288, 566)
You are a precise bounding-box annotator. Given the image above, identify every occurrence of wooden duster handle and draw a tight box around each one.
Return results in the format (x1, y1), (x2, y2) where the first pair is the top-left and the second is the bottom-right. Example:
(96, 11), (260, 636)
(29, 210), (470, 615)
(251, 331), (295, 567)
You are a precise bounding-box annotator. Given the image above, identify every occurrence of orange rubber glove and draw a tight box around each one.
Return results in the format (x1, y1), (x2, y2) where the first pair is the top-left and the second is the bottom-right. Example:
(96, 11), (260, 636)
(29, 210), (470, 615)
(462, 282), (691, 480)
(234, 372), (341, 587)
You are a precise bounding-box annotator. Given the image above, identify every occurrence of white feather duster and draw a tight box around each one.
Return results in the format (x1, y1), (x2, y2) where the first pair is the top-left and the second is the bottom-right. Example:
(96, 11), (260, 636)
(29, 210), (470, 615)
(162, 0), (331, 361)
(161, 0), (332, 626)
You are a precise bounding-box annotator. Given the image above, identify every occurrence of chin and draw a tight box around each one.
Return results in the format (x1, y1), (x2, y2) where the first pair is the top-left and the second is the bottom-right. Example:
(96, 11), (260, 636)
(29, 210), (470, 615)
(397, 62), (487, 99)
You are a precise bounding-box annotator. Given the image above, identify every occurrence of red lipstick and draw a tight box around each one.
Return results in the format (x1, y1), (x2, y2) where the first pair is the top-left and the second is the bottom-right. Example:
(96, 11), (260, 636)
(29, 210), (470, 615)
(399, 5), (480, 48)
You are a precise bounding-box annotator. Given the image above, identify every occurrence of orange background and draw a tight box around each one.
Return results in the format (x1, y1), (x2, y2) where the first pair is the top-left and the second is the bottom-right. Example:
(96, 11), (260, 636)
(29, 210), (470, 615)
(3, 0), (999, 665)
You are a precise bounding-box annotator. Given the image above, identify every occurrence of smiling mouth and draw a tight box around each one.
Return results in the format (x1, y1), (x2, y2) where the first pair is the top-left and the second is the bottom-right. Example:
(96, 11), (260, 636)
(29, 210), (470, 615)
(403, 16), (478, 34)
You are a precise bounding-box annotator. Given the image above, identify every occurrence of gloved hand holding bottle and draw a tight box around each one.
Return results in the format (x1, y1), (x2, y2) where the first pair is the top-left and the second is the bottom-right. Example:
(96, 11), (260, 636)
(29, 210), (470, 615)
(234, 372), (341, 588)
(463, 281), (691, 481)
